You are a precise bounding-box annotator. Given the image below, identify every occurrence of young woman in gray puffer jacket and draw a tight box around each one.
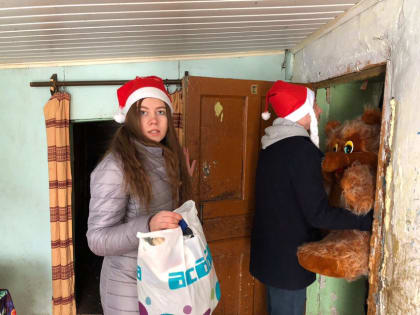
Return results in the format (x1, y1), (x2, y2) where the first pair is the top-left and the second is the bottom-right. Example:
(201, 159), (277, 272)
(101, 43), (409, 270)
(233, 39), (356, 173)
(87, 76), (193, 315)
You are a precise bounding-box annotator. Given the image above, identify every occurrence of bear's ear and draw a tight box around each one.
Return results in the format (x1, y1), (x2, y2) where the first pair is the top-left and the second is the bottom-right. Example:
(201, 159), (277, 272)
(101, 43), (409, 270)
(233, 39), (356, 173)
(362, 107), (382, 125)
(325, 121), (341, 137)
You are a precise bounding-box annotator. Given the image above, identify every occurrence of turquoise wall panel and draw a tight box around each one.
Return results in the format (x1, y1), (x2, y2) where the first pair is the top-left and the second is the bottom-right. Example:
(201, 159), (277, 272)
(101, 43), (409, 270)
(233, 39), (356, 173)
(0, 66), (62, 315)
(180, 54), (285, 82)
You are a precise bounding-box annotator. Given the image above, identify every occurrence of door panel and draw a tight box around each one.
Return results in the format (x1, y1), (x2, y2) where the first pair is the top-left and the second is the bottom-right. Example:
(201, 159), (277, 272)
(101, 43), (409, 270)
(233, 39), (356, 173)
(203, 214), (252, 242)
(199, 95), (245, 201)
(209, 238), (254, 315)
(184, 76), (273, 314)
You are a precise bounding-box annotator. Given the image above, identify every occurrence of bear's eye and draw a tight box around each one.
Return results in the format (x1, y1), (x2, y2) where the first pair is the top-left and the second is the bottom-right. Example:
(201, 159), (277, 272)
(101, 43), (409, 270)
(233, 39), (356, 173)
(343, 141), (354, 154)
(333, 143), (338, 152)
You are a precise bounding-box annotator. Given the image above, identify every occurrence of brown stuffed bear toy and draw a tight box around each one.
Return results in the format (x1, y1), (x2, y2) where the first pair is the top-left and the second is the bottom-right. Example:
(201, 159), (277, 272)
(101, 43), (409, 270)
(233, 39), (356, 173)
(297, 107), (381, 281)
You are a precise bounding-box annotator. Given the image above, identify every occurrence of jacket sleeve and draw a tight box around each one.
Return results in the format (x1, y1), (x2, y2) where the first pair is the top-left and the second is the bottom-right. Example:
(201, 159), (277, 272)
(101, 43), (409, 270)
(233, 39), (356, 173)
(288, 142), (372, 231)
(86, 156), (153, 256)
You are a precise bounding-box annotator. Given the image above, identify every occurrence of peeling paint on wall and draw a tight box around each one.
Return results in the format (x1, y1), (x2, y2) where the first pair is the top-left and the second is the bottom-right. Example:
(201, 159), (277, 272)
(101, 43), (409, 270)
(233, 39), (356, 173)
(320, 275), (327, 289)
(384, 98), (397, 234)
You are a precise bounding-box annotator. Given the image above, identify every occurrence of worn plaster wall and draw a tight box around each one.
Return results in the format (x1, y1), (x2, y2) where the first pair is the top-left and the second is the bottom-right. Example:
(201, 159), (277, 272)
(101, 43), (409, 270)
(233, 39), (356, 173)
(293, 0), (420, 313)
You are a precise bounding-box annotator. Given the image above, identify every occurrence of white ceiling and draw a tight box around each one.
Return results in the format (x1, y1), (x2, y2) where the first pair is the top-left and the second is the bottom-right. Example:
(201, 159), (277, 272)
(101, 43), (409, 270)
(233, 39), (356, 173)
(0, 0), (360, 66)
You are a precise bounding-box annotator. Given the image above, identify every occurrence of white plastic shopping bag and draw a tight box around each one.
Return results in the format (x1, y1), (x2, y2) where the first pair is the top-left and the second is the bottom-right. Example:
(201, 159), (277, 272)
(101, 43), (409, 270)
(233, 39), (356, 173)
(136, 200), (220, 315)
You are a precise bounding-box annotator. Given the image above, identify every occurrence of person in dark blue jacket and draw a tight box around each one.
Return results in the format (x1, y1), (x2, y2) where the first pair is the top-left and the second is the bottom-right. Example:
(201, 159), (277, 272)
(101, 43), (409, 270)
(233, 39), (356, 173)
(250, 80), (373, 315)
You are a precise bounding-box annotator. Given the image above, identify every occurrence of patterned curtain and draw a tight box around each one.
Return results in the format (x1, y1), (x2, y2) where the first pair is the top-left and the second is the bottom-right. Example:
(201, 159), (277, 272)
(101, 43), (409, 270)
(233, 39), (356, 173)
(170, 89), (184, 146)
(43, 92), (76, 315)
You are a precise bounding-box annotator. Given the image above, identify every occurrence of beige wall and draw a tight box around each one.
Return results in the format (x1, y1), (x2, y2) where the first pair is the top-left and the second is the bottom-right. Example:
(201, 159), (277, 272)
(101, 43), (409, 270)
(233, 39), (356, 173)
(293, 0), (420, 314)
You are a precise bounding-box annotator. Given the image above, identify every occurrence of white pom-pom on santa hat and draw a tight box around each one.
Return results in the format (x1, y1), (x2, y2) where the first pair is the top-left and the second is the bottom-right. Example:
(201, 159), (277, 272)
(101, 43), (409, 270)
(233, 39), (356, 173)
(113, 111), (126, 124)
(261, 111), (271, 120)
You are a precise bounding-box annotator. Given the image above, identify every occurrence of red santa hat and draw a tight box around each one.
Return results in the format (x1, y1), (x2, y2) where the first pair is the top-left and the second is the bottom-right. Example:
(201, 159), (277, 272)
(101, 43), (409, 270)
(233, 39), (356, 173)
(262, 80), (319, 147)
(114, 76), (173, 123)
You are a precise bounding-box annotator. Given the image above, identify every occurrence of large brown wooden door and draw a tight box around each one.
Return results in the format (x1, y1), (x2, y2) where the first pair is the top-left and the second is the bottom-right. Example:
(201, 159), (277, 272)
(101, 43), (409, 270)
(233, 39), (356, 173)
(184, 76), (274, 314)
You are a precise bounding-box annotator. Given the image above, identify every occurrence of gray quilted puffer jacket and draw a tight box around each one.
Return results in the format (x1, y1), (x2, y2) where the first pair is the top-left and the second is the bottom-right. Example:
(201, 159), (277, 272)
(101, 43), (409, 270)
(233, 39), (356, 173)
(87, 142), (173, 315)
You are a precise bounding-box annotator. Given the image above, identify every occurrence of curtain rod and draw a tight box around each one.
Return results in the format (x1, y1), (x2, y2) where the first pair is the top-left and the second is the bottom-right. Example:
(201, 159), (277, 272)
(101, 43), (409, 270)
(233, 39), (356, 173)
(30, 73), (185, 95)
(30, 79), (182, 87)
(30, 77), (182, 88)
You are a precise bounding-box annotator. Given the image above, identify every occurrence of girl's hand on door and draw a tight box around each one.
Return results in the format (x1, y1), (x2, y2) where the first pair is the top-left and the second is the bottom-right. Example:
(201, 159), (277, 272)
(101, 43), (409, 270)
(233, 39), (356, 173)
(183, 147), (197, 177)
(149, 211), (182, 231)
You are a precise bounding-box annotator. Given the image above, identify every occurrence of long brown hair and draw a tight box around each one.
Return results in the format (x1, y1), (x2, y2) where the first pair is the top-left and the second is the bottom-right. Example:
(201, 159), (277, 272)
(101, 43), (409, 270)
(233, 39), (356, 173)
(108, 99), (192, 210)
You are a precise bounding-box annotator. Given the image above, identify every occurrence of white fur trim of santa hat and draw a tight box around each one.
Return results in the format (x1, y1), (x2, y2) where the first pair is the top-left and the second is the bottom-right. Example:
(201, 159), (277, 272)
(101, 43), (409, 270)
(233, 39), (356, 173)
(284, 88), (314, 122)
(123, 87), (172, 116)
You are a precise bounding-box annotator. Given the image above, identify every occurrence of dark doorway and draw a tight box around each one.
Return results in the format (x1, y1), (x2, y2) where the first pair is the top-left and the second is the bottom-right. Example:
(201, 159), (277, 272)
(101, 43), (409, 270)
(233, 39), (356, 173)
(71, 120), (120, 315)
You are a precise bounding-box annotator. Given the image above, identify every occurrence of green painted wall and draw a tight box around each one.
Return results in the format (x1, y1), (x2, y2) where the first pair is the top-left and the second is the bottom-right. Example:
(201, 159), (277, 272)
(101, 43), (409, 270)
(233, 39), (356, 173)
(316, 79), (384, 151)
(307, 275), (368, 315)
(306, 78), (384, 314)
(0, 54), (284, 315)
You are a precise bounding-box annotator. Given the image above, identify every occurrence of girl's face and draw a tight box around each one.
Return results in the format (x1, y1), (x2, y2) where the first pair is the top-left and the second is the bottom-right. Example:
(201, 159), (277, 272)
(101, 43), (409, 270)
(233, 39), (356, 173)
(139, 98), (168, 142)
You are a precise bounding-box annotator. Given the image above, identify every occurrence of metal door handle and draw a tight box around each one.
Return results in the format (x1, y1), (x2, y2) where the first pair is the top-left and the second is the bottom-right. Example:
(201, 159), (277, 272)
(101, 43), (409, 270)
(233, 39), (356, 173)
(202, 161), (210, 177)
